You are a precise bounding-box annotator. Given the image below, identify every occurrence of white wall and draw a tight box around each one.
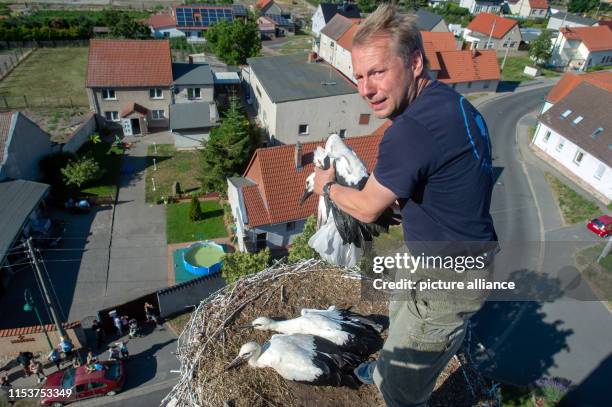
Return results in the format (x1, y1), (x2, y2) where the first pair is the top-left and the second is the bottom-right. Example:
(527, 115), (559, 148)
(334, 44), (356, 83)
(251, 219), (307, 249)
(547, 16), (595, 31)
(460, 0), (501, 14)
(448, 79), (499, 93)
(318, 33), (336, 65)
(153, 27), (184, 38)
(173, 128), (212, 149)
(533, 123), (612, 200)
(584, 49), (612, 70)
(311, 6), (326, 36)
(174, 85), (214, 103)
(227, 180), (247, 252)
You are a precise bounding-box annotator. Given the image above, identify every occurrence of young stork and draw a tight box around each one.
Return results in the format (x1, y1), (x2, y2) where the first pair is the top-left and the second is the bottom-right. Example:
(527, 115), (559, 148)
(241, 306), (383, 356)
(227, 334), (360, 387)
(300, 134), (396, 267)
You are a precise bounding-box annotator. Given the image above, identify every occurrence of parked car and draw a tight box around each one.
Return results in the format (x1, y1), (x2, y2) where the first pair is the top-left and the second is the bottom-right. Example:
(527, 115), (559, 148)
(586, 215), (612, 238)
(40, 360), (125, 406)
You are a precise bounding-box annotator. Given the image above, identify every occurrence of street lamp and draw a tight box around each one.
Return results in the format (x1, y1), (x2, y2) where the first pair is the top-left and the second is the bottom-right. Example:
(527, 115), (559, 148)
(23, 289), (54, 351)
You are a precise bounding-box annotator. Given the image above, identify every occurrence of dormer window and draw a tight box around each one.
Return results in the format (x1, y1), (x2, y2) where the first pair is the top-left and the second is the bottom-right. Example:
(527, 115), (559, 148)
(560, 109), (572, 119)
(591, 127), (603, 138)
(571, 116), (583, 125)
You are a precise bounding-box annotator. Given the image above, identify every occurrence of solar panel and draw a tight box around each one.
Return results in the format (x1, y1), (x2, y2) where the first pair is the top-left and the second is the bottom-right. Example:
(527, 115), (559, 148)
(176, 5), (235, 27)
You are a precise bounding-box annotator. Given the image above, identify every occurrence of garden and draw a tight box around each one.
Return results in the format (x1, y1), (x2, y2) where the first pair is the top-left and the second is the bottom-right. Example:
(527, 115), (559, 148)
(166, 198), (227, 244)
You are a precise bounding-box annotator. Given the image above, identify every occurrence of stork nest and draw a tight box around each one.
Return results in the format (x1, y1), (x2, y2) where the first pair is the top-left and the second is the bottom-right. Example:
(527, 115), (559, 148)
(163, 260), (497, 407)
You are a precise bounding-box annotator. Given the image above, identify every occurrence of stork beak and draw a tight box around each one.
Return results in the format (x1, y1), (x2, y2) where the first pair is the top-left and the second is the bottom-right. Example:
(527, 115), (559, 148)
(235, 324), (254, 330)
(226, 355), (247, 370)
(299, 190), (311, 205)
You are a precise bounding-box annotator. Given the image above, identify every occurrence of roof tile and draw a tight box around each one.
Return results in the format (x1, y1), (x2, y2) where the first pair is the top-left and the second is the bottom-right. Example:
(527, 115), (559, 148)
(529, 0), (549, 9)
(421, 31), (457, 71)
(467, 13), (518, 39)
(436, 50), (500, 84)
(145, 13), (176, 29)
(546, 71), (612, 104)
(86, 40), (173, 87)
(561, 25), (612, 52)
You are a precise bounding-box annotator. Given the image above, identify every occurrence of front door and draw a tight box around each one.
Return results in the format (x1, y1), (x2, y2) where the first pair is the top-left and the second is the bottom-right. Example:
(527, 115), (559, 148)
(131, 118), (141, 136)
(121, 119), (132, 136)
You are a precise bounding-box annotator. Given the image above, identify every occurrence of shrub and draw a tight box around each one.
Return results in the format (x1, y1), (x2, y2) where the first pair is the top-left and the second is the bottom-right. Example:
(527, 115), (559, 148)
(287, 215), (318, 263)
(222, 248), (271, 283)
(61, 155), (103, 188)
(189, 196), (202, 221)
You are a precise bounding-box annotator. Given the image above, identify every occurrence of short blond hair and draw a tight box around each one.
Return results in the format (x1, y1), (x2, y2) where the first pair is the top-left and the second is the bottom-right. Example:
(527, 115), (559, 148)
(352, 3), (429, 70)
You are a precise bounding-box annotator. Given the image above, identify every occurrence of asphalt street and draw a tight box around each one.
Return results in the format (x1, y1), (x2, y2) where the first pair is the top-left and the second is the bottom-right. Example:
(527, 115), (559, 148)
(471, 85), (612, 401)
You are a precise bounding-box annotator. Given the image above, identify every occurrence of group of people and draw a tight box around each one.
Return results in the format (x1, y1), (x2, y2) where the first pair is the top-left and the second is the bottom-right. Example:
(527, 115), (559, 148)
(111, 302), (158, 339)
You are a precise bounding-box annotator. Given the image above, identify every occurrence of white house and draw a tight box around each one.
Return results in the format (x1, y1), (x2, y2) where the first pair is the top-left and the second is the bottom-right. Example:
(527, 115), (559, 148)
(227, 127), (387, 253)
(508, 0), (550, 19)
(550, 25), (612, 71)
(540, 71), (612, 113)
(459, 0), (502, 15)
(464, 13), (522, 51)
(243, 52), (384, 145)
(547, 11), (598, 31)
(532, 80), (612, 203)
(145, 13), (184, 39)
(317, 14), (357, 81)
(311, 2), (361, 37)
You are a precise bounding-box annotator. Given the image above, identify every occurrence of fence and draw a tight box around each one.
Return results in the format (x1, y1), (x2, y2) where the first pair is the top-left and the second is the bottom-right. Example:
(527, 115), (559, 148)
(157, 274), (225, 319)
(0, 47), (35, 80)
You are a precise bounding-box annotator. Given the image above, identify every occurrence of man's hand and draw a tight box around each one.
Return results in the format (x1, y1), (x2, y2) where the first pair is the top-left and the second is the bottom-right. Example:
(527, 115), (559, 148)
(313, 166), (336, 196)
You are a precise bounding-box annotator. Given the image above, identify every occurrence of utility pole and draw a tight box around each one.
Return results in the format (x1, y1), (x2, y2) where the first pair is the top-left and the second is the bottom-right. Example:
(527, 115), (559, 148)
(26, 238), (67, 340)
(501, 43), (511, 70)
(487, 19), (497, 50)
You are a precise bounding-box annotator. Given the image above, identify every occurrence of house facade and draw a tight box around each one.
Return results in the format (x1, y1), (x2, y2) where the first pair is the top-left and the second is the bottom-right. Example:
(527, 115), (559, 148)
(0, 111), (53, 182)
(311, 2), (361, 37)
(550, 26), (612, 71)
(459, 0), (502, 15)
(508, 0), (549, 19)
(532, 80), (612, 203)
(227, 127), (387, 253)
(146, 13), (184, 38)
(464, 13), (522, 51)
(86, 40), (174, 136)
(255, 0), (283, 17)
(243, 52), (384, 145)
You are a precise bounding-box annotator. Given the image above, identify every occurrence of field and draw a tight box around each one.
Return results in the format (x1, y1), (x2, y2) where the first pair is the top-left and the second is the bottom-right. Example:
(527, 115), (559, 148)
(166, 200), (227, 244)
(0, 47), (89, 107)
(499, 56), (561, 82)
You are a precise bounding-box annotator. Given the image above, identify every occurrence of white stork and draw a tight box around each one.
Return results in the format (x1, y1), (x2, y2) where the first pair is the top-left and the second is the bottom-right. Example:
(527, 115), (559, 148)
(226, 334), (360, 387)
(240, 306), (383, 357)
(300, 134), (396, 267)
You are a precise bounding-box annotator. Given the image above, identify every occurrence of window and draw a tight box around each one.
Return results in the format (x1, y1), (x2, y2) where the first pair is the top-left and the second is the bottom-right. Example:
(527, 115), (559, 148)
(152, 109), (165, 120)
(330, 41), (335, 48)
(149, 88), (163, 99)
(502, 42), (509, 48)
(298, 124), (309, 135)
(88, 382), (106, 390)
(104, 111), (119, 121)
(163, 32), (169, 38)
(359, 114), (370, 125)
(510, 42), (517, 48)
(560, 109), (572, 119)
(483, 80), (490, 89)
(338, 129), (347, 138)
(543, 130), (551, 143)
(286, 221), (296, 232)
(467, 81), (472, 89)
(556, 138), (565, 152)
(572, 116), (583, 125)
(102, 89), (116, 100)
(187, 88), (201, 99)
(573, 150), (584, 165)
(594, 163), (605, 180)
(591, 127), (603, 139)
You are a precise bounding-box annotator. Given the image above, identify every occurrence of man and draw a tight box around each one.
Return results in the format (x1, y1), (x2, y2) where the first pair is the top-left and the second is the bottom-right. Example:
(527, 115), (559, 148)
(313, 4), (498, 406)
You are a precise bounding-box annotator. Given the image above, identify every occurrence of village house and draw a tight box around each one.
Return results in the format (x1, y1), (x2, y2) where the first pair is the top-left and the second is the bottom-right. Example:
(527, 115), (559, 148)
(311, 2), (361, 37)
(145, 13), (183, 38)
(464, 13), (522, 51)
(415, 9), (449, 33)
(532, 72), (612, 203)
(550, 25), (612, 71)
(547, 11), (599, 31)
(458, 0), (503, 15)
(227, 124), (388, 253)
(255, 0), (284, 17)
(508, 0), (550, 19)
(315, 14), (360, 81)
(243, 52), (384, 145)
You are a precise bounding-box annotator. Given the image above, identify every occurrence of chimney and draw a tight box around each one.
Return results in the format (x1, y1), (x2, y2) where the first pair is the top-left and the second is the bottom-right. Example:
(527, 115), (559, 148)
(307, 51), (318, 63)
(295, 141), (302, 170)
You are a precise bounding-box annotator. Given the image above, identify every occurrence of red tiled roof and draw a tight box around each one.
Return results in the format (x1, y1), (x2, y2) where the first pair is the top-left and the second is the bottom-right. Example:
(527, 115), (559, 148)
(241, 123), (391, 227)
(436, 50), (501, 84)
(421, 31), (457, 71)
(467, 13), (518, 39)
(86, 40), (173, 87)
(599, 20), (612, 30)
(256, 0), (274, 9)
(120, 102), (148, 118)
(546, 71), (612, 103)
(561, 25), (612, 52)
(337, 23), (360, 51)
(145, 13), (176, 29)
(0, 321), (81, 337)
(0, 111), (14, 161)
(529, 0), (549, 9)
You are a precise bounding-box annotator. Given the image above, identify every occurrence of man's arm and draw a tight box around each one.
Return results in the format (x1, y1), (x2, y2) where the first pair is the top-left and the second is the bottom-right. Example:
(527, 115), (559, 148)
(314, 166), (397, 224)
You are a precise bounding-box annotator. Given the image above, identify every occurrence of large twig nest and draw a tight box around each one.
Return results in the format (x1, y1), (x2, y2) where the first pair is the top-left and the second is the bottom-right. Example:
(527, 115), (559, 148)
(163, 260), (492, 407)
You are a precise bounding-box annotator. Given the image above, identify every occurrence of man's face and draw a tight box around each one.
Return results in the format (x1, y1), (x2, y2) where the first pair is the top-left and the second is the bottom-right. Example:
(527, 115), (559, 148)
(352, 35), (414, 119)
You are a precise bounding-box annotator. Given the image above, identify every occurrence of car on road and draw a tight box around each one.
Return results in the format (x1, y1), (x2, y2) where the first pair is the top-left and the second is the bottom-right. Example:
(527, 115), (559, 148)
(40, 360), (125, 406)
(586, 215), (612, 238)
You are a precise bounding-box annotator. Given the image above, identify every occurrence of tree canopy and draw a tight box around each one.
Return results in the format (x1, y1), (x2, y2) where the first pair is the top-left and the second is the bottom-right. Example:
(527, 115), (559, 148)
(61, 156), (104, 188)
(529, 32), (552, 65)
(204, 19), (261, 65)
(222, 248), (271, 283)
(287, 216), (319, 263)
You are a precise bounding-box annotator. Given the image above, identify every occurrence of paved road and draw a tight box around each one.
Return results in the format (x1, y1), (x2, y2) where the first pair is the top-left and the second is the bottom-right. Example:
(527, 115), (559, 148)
(471, 86), (612, 399)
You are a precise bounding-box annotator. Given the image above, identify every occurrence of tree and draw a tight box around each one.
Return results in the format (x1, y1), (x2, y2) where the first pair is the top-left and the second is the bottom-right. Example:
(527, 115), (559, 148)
(189, 196), (203, 222)
(109, 14), (150, 39)
(205, 19), (261, 65)
(287, 216), (319, 263)
(529, 32), (552, 65)
(61, 156), (104, 188)
(200, 95), (257, 194)
(568, 0), (600, 13)
(222, 248), (271, 283)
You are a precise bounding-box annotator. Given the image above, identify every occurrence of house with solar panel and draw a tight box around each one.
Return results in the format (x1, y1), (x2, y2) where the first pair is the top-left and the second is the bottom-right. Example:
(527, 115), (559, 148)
(172, 4), (248, 42)
(531, 72), (612, 203)
(242, 52), (385, 145)
(254, 0), (295, 36)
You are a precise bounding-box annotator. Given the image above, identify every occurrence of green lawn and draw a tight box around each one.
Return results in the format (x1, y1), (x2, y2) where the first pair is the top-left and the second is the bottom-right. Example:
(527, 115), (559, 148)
(166, 200), (228, 244)
(576, 244), (612, 308)
(544, 173), (601, 224)
(275, 35), (313, 55)
(500, 56), (560, 83)
(145, 144), (202, 203)
(79, 142), (123, 198)
(0, 47), (89, 107)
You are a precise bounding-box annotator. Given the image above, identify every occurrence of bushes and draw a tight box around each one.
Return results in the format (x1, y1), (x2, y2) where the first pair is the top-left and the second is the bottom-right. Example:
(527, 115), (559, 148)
(287, 215), (318, 263)
(60, 155), (104, 188)
(189, 196), (203, 221)
(222, 248), (271, 283)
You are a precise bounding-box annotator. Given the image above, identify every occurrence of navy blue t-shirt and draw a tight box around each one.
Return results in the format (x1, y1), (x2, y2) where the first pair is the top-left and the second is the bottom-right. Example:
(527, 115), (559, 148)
(373, 81), (497, 251)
